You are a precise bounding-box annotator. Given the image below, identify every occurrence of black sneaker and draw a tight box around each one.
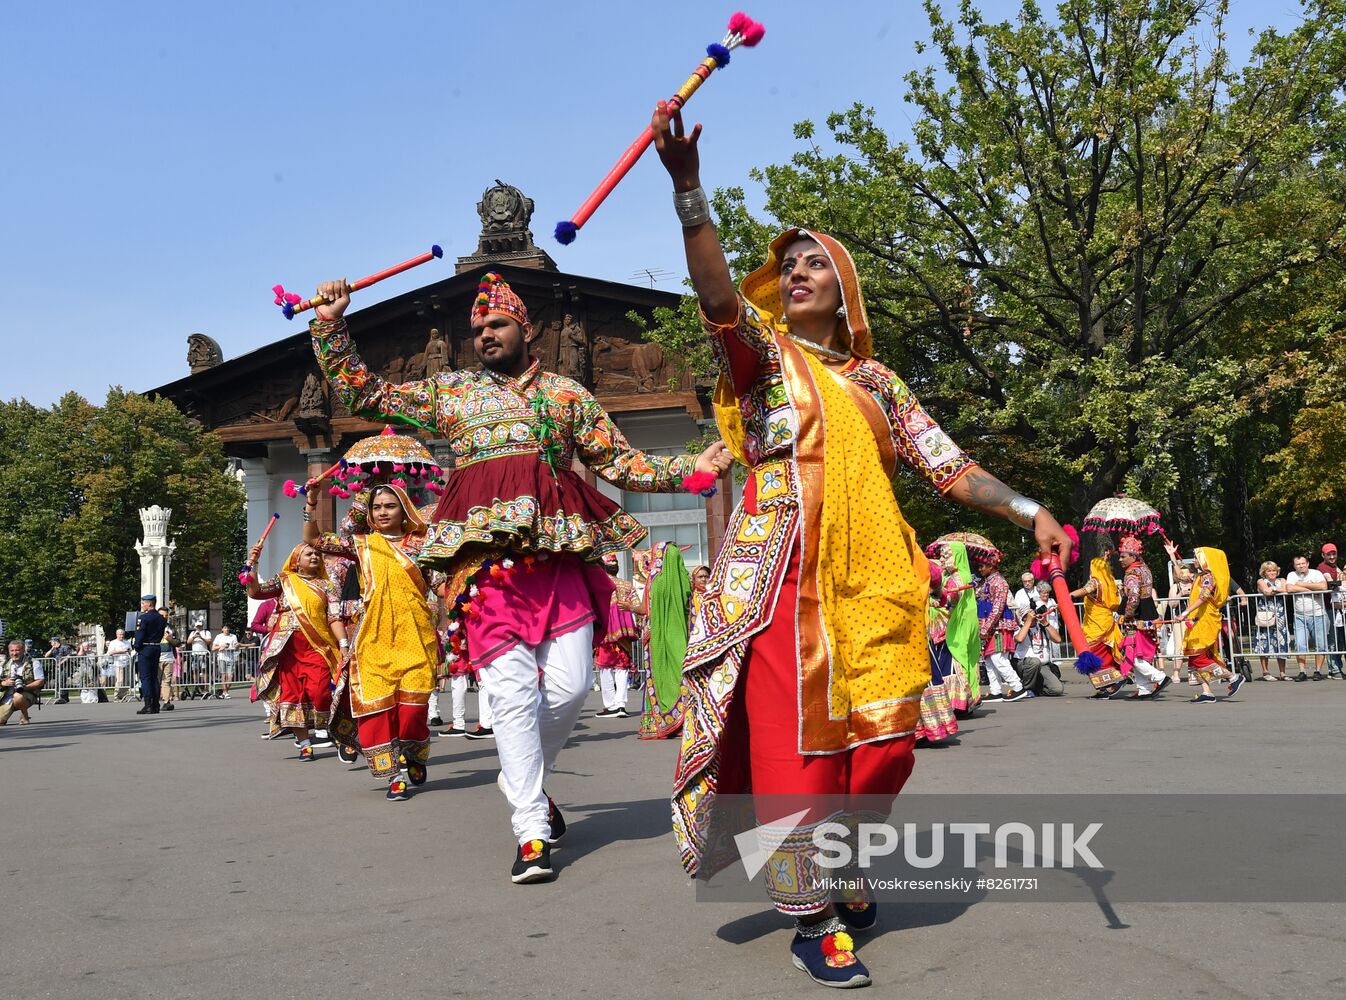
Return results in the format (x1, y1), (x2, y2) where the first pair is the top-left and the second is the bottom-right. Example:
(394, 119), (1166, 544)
(547, 795), (566, 845)
(1154, 675), (1173, 695)
(428, 716), (444, 727)
(982, 693), (1005, 702)
(55, 695), (70, 705)
(511, 839), (553, 883)
(1003, 689), (1033, 703)
(163, 703), (174, 711)
(1312, 671), (1326, 681)
(1294, 672), (1309, 682)
(438, 725), (468, 737)
(616, 707), (631, 718)
(337, 744), (359, 763)
(463, 725), (495, 740)
(594, 708), (620, 718)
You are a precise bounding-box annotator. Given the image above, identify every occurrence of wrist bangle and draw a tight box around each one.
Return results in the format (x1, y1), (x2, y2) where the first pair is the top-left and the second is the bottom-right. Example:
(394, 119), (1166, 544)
(673, 186), (712, 228)
(1007, 496), (1042, 531)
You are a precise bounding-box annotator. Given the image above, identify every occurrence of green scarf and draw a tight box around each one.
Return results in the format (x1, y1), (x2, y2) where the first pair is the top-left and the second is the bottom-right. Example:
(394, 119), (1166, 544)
(945, 542), (981, 701)
(648, 544), (692, 713)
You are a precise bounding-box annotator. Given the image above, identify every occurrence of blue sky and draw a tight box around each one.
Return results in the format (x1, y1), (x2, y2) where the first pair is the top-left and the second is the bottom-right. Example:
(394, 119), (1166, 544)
(0, 0), (1305, 406)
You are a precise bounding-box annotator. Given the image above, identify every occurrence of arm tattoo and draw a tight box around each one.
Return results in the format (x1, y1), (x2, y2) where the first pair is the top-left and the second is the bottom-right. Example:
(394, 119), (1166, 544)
(960, 468), (1028, 518)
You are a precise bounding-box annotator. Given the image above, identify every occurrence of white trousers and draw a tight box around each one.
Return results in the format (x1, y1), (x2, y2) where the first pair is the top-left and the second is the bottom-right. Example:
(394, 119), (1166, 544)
(449, 673), (494, 728)
(479, 625), (593, 844)
(598, 667), (629, 711)
(427, 690), (440, 721)
(983, 651), (1022, 695)
(1130, 657), (1167, 695)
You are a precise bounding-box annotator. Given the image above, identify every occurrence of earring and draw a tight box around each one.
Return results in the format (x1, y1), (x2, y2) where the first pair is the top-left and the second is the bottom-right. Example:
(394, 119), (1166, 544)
(836, 306), (846, 318)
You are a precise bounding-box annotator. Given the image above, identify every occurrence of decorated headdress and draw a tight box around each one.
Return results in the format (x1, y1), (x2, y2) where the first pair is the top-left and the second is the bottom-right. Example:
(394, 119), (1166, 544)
(1119, 535), (1145, 556)
(925, 531), (1001, 568)
(471, 271), (529, 328)
(740, 228), (873, 359)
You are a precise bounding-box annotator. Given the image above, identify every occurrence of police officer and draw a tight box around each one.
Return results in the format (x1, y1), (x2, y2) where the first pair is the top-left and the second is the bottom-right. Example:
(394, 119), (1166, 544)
(133, 595), (167, 715)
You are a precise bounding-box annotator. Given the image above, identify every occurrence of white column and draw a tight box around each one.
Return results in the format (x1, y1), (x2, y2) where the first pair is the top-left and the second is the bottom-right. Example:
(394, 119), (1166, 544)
(136, 506), (176, 606)
(240, 457), (275, 579)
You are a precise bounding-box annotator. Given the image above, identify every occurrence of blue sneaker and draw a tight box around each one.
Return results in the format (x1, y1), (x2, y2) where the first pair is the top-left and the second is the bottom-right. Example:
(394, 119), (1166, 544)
(1226, 675), (1245, 698)
(1191, 693), (1217, 704)
(386, 776), (411, 801)
(790, 928), (871, 988)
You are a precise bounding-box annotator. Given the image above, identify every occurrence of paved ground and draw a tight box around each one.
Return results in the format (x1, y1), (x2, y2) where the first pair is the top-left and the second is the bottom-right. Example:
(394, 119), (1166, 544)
(5, 676), (1346, 1000)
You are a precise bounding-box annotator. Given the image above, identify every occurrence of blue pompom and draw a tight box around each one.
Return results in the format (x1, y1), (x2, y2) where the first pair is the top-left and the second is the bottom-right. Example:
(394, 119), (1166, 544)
(1074, 650), (1104, 676)
(282, 302), (296, 320)
(707, 43), (731, 67)
(554, 220), (578, 245)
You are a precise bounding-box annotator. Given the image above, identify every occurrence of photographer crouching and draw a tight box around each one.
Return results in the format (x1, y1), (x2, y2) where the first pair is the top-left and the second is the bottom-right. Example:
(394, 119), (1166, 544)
(1, 639), (46, 725)
(1013, 581), (1064, 696)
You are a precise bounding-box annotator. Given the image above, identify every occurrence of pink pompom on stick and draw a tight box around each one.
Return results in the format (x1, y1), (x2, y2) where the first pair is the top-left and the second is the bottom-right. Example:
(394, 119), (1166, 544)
(283, 480), (299, 498)
(728, 10), (749, 32)
(740, 19), (765, 45)
(680, 471), (718, 495)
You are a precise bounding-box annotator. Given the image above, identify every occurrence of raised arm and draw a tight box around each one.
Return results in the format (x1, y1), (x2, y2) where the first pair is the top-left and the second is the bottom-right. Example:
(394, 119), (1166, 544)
(307, 279), (440, 432)
(652, 103), (737, 325)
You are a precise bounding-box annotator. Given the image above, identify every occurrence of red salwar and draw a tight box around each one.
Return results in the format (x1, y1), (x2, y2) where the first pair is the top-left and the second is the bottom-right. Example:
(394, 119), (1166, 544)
(274, 632), (335, 730)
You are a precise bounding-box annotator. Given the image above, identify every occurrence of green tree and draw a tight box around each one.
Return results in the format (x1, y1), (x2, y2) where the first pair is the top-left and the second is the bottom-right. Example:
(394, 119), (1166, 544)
(0, 390), (243, 641)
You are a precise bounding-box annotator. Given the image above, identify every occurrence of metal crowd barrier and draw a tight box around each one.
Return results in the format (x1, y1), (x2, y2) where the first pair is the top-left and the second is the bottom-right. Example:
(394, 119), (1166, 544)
(33, 647), (263, 703)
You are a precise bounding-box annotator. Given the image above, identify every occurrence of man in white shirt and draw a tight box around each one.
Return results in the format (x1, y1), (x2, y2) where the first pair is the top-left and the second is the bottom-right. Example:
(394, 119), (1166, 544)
(105, 629), (133, 700)
(187, 624), (213, 699)
(1011, 571), (1037, 619)
(1286, 555), (1329, 681)
(1012, 582), (1063, 695)
(211, 626), (239, 699)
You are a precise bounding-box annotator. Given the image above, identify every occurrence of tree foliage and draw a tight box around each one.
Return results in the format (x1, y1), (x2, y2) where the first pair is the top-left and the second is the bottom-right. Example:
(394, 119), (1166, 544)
(644, 0), (1346, 572)
(0, 390), (244, 641)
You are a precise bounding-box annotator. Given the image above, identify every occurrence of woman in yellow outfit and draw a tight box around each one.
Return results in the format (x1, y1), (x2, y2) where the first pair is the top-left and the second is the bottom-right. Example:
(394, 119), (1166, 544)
(307, 484), (440, 800)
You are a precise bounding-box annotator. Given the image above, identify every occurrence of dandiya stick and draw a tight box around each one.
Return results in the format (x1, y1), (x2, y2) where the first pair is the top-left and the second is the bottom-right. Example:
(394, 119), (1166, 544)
(272, 244), (444, 320)
(283, 458), (348, 499)
(239, 513), (280, 579)
(553, 11), (765, 245)
(1045, 552), (1105, 668)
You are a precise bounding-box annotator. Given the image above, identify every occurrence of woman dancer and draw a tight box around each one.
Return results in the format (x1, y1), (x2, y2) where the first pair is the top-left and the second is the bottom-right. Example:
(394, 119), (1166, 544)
(307, 484), (440, 800)
(653, 102), (1071, 987)
(917, 561), (958, 744)
(933, 541), (980, 715)
(246, 541), (346, 759)
(638, 542), (692, 740)
(594, 554), (640, 719)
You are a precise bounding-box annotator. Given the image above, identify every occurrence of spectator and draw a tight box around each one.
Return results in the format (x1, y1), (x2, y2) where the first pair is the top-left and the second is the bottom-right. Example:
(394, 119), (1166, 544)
(1254, 561), (1291, 681)
(211, 625), (239, 698)
(1316, 543), (1345, 679)
(186, 622), (213, 699)
(158, 611), (179, 710)
(45, 636), (73, 703)
(1012, 581), (1063, 696)
(105, 628), (133, 700)
(1011, 570), (1037, 619)
(1286, 555), (1329, 681)
(0, 639), (45, 725)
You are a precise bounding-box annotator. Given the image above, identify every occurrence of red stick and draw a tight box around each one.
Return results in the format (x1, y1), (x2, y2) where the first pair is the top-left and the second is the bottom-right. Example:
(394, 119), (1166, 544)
(280, 244), (443, 319)
(1045, 552), (1091, 657)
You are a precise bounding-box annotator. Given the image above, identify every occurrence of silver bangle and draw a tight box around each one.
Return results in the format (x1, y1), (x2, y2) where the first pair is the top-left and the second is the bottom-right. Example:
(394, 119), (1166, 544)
(1007, 496), (1042, 531)
(673, 186), (711, 228)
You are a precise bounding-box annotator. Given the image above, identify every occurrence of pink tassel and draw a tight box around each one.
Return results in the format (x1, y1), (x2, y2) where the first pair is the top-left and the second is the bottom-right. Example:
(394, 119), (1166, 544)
(393, 463), (405, 472)
(371, 463), (381, 473)
(741, 18), (766, 45)
(283, 480), (299, 498)
(328, 485), (342, 496)
(1063, 524), (1081, 564)
(680, 471), (717, 494)
(391, 478), (408, 489)
(728, 11), (748, 32)
(349, 463), (362, 475)
(381, 425), (396, 436)
(237, 571), (255, 586)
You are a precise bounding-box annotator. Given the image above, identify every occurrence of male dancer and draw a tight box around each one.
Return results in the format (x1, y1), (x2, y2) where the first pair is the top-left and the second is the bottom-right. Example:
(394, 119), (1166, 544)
(1117, 536), (1173, 699)
(308, 274), (729, 881)
(974, 551), (1030, 702)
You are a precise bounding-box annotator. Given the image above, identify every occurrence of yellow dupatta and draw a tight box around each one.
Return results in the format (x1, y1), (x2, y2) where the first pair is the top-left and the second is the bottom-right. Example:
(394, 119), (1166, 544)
(788, 342), (931, 751)
(351, 531), (439, 710)
(1185, 546), (1230, 653)
(1081, 557), (1122, 655)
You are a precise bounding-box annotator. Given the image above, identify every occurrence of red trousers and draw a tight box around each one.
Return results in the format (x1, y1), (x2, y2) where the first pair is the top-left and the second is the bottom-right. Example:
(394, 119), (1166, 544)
(274, 633), (334, 731)
(717, 544), (916, 913)
(355, 703), (430, 779)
